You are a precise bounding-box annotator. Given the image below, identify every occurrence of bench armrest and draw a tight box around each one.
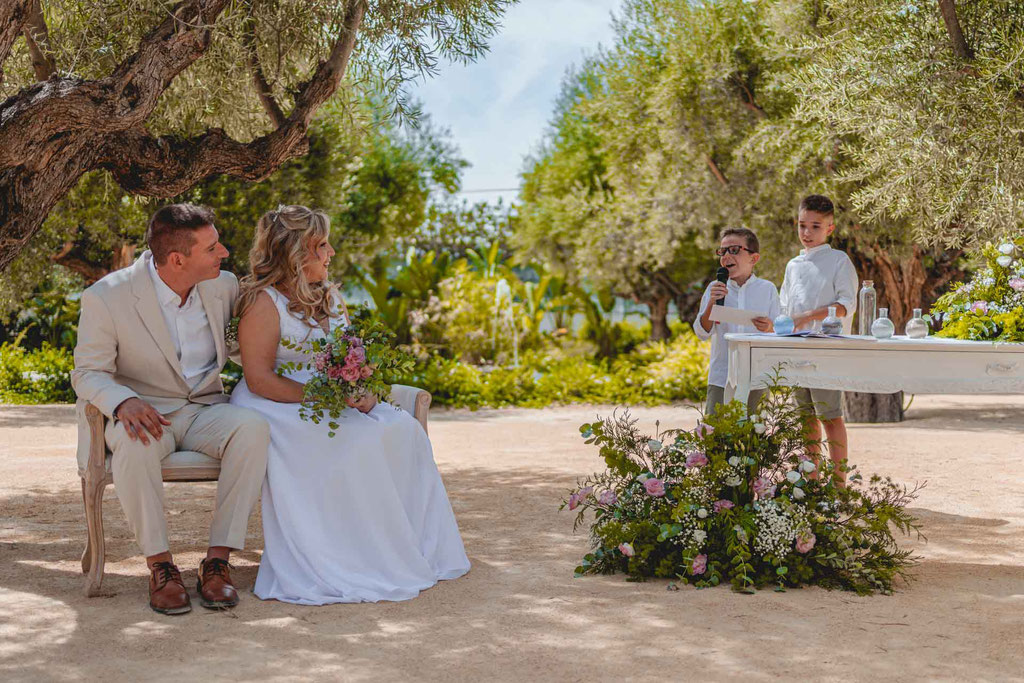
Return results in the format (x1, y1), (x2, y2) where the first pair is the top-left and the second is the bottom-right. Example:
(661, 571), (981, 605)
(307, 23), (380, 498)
(388, 384), (432, 434)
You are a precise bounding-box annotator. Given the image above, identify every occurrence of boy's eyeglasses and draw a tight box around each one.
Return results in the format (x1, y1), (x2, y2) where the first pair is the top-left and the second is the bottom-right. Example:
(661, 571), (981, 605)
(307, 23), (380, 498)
(715, 245), (756, 256)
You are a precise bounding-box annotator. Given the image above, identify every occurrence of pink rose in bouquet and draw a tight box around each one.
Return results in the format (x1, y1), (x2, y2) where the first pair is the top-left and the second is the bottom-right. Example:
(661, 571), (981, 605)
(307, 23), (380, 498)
(618, 542), (635, 557)
(568, 492), (581, 510)
(359, 365), (374, 379)
(971, 300), (989, 315)
(795, 531), (816, 554)
(713, 499), (735, 513)
(327, 365), (344, 380)
(1010, 277), (1024, 292)
(685, 450), (708, 468)
(695, 422), (714, 438)
(691, 553), (707, 575)
(598, 490), (618, 506)
(643, 478), (666, 497)
(340, 364), (361, 382)
(752, 476), (776, 499)
(347, 346), (366, 365)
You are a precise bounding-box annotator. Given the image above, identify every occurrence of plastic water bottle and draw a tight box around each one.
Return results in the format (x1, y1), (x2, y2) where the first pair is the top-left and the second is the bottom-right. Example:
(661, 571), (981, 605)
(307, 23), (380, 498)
(858, 280), (876, 336)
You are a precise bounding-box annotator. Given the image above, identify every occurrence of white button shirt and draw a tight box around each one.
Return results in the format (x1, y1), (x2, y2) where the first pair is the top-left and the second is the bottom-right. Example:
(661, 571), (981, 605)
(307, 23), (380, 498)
(780, 244), (859, 333)
(693, 274), (781, 389)
(147, 255), (218, 388)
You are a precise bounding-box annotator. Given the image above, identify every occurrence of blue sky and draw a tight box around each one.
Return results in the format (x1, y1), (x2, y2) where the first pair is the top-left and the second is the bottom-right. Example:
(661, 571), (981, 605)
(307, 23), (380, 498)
(408, 0), (622, 206)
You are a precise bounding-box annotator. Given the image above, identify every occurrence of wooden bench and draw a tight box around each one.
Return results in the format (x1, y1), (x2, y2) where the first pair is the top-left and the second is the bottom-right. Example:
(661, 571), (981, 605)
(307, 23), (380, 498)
(78, 384), (432, 596)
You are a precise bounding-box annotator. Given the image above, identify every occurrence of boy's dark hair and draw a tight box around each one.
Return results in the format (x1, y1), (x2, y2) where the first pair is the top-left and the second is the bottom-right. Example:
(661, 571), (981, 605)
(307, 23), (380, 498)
(720, 227), (760, 253)
(799, 194), (835, 218)
(146, 204), (216, 265)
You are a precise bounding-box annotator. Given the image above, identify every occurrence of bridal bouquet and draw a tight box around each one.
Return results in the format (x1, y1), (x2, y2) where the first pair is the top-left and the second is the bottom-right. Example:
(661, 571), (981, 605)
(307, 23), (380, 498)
(931, 237), (1024, 342)
(564, 376), (922, 594)
(281, 307), (415, 436)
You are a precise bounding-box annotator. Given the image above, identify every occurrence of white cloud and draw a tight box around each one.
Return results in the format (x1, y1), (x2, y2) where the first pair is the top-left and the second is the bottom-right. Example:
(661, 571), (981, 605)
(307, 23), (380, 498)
(409, 0), (622, 206)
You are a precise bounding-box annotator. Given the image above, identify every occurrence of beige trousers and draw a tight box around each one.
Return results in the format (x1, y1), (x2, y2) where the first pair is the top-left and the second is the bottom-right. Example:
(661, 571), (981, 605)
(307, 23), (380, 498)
(105, 402), (270, 557)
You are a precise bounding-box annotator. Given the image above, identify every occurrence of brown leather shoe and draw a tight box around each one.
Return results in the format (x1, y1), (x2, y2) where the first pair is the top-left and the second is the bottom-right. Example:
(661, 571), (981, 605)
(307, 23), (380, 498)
(149, 561), (191, 615)
(197, 558), (239, 609)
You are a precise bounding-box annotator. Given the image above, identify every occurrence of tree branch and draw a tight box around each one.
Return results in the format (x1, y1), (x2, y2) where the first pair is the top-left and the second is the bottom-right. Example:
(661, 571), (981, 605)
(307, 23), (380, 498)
(101, 0), (367, 197)
(0, 0), (32, 86)
(244, 12), (286, 128)
(704, 153), (729, 187)
(938, 0), (973, 61)
(22, 0), (55, 80)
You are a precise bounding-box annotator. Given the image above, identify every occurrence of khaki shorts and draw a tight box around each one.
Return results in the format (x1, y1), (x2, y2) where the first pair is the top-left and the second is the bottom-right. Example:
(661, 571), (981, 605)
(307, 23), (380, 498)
(705, 385), (766, 416)
(794, 387), (844, 421)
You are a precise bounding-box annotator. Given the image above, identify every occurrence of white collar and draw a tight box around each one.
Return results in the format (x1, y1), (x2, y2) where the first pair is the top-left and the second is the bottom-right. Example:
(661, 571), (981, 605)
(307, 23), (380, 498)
(728, 273), (759, 290)
(147, 253), (195, 308)
(800, 243), (832, 258)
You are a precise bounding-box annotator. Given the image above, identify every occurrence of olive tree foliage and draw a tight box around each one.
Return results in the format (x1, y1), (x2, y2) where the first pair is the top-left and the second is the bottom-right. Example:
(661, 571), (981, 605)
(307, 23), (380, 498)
(0, 0), (514, 272)
(784, 0), (1024, 248)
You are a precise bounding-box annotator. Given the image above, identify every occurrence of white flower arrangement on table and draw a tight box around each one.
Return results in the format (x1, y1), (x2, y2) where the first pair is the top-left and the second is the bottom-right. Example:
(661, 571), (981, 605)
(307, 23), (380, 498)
(564, 373), (923, 594)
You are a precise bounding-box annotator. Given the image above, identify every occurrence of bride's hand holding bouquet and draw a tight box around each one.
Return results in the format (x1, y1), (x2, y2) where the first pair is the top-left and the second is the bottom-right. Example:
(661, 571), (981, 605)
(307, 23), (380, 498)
(281, 307), (414, 436)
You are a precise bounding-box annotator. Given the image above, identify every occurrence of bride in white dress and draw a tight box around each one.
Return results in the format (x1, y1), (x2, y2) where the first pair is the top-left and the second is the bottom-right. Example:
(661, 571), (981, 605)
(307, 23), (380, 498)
(229, 205), (470, 604)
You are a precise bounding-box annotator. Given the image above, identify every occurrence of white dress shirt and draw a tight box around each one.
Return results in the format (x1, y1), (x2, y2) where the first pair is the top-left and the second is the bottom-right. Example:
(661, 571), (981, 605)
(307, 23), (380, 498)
(779, 243), (859, 333)
(693, 274), (781, 388)
(147, 254), (218, 388)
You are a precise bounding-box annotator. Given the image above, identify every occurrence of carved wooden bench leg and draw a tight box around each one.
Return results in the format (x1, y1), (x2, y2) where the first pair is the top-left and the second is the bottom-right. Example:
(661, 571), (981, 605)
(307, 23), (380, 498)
(82, 476), (107, 597)
(80, 478), (92, 574)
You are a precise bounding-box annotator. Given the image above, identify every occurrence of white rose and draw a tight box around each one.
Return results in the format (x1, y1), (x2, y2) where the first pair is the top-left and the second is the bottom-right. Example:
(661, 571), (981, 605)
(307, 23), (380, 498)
(786, 470), (801, 483)
(728, 456), (741, 467)
(800, 460), (816, 473)
(999, 243), (1015, 255)
(793, 487), (805, 500)
(997, 255), (1013, 268)
(725, 475), (742, 486)
(754, 422), (766, 435)
(697, 508), (708, 519)
(693, 530), (707, 544)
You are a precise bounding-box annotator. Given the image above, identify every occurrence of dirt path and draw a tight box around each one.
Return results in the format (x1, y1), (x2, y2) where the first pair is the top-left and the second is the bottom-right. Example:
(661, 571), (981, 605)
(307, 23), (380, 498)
(1, 397), (1022, 682)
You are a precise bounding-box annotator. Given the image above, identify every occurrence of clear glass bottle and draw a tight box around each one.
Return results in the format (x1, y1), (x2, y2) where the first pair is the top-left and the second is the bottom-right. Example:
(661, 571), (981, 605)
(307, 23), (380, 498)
(821, 305), (843, 335)
(871, 307), (895, 339)
(858, 280), (877, 336)
(905, 308), (929, 339)
(773, 306), (794, 335)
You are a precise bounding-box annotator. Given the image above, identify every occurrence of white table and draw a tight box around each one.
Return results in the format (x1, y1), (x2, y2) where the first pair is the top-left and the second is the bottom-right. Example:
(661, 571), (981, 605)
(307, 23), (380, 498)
(725, 333), (1024, 405)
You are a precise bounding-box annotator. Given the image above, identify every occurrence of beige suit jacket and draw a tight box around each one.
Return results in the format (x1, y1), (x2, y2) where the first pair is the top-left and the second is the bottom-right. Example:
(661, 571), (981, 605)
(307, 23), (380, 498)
(72, 251), (238, 467)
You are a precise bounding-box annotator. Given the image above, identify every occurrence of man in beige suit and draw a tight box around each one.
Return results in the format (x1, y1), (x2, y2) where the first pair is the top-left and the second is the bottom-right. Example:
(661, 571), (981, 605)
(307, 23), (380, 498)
(72, 204), (270, 616)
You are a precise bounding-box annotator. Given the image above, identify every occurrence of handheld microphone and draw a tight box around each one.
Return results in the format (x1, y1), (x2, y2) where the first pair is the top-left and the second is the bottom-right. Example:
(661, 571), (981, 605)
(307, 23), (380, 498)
(715, 267), (729, 306)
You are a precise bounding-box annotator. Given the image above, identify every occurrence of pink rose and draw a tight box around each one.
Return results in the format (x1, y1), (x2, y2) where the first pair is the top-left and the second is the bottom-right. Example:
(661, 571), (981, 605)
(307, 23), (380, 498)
(327, 365), (344, 380)
(314, 353), (329, 372)
(598, 490), (617, 506)
(971, 300), (989, 315)
(359, 365), (374, 379)
(347, 346), (366, 365)
(752, 476), (776, 499)
(567, 493), (581, 511)
(348, 336), (363, 348)
(713, 499), (735, 513)
(619, 543), (635, 557)
(695, 422), (714, 438)
(579, 486), (594, 500)
(643, 478), (666, 497)
(340, 364), (361, 382)
(1010, 277), (1024, 292)
(685, 451), (708, 468)
(795, 532), (816, 554)
(691, 553), (707, 575)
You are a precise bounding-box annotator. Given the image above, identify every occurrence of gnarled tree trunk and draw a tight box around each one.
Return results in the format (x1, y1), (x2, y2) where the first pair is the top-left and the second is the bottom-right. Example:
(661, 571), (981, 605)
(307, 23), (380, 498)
(0, 0), (367, 272)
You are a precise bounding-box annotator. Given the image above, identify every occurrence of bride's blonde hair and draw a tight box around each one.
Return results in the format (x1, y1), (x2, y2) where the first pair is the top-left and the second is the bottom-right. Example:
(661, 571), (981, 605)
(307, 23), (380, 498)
(237, 205), (339, 326)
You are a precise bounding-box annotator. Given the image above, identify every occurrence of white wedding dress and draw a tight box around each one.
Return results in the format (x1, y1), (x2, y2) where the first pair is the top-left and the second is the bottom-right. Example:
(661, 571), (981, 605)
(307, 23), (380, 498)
(230, 287), (470, 604)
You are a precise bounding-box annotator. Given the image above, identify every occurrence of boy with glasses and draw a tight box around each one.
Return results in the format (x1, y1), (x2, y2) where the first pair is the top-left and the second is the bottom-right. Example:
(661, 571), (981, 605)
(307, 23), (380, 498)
(694, 227), (780, 415)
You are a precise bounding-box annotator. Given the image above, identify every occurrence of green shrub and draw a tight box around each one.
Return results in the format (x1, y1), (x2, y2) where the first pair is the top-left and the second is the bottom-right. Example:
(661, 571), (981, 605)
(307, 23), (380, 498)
(0, 342), (76, 404)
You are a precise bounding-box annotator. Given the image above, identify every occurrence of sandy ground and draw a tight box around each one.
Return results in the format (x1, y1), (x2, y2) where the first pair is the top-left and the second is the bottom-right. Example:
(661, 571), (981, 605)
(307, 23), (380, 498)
(1, 396), (1022, 683)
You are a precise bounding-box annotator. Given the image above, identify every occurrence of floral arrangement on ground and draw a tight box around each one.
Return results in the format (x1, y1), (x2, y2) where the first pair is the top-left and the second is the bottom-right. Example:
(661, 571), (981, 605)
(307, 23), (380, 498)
(564, 380), (923, 594)
(931, 237), (1024, 342)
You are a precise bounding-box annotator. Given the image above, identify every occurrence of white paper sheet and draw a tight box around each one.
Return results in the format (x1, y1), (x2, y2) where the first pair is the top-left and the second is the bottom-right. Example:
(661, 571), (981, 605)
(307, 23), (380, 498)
(709, 304), (760, 326)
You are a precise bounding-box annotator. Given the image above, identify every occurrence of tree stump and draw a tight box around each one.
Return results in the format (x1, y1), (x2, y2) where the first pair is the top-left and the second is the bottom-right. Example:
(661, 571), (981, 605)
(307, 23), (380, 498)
(842, 391), (904, 423)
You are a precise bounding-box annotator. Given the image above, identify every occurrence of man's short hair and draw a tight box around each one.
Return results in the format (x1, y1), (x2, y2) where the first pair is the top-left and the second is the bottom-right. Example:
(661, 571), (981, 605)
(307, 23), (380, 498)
(720, 227), (760, 253)
(799, 194), (835, 218)
(146, 204), (216, 265)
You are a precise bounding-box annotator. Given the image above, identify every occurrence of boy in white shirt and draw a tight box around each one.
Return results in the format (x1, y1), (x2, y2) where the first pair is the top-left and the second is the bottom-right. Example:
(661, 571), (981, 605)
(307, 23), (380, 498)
(695, 227), (780, 415)
(779, 194), (859, 486)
